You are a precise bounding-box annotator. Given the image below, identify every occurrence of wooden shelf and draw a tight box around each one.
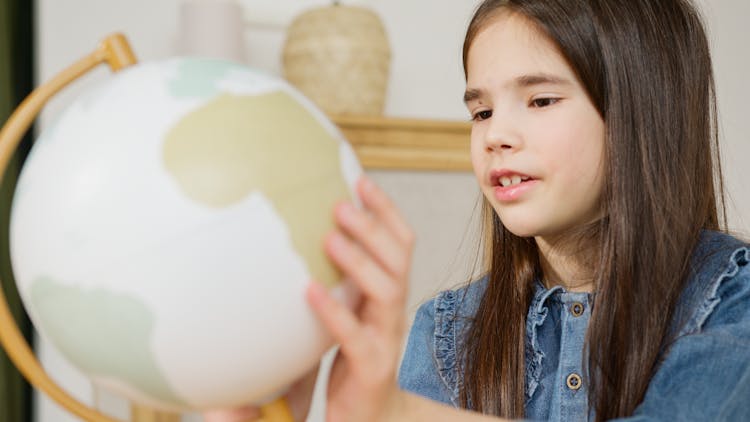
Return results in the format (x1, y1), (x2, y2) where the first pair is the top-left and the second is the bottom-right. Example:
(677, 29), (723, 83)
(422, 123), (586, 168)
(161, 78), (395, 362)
(330, 114), (472, 171)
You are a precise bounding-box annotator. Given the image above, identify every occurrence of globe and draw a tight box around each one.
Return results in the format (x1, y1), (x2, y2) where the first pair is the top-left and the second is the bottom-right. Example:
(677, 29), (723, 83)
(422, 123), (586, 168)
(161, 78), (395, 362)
(8, 57), (362, 411)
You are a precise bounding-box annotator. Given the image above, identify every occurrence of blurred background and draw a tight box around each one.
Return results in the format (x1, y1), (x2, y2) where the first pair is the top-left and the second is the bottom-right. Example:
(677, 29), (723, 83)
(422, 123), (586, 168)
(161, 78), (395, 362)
(1, 0), (748, 421)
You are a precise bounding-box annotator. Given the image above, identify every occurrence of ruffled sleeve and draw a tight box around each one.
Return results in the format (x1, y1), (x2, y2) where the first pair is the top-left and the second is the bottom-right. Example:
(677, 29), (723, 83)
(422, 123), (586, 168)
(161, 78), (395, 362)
(398, 294), (458, 406)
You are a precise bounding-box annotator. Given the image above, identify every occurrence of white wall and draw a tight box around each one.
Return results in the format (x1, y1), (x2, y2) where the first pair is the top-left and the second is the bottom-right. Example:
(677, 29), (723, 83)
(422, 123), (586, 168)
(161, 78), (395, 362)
(698, 0), (750, 233)
(31, 0), (749, 421)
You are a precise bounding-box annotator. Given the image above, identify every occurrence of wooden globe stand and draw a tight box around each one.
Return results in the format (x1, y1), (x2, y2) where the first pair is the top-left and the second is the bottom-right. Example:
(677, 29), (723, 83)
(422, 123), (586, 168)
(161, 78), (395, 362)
(0, 33), (294, 422)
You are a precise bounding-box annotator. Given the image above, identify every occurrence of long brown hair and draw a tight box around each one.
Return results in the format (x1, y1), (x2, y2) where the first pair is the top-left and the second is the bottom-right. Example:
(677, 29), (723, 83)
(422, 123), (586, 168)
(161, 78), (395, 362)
(459, 0), (724, 420)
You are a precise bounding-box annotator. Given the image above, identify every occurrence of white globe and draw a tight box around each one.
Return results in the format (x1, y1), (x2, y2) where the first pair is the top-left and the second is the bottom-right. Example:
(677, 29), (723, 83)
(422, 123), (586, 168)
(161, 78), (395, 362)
(9, 57), (362, 411)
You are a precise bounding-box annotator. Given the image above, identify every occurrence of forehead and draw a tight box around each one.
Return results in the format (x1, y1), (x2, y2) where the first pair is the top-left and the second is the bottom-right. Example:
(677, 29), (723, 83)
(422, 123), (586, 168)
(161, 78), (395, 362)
(466, 12), (576, 84)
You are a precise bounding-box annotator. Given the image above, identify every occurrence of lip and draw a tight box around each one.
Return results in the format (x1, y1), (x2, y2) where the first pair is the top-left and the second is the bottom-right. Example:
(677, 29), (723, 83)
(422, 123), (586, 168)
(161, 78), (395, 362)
(489, 168), (538, 202)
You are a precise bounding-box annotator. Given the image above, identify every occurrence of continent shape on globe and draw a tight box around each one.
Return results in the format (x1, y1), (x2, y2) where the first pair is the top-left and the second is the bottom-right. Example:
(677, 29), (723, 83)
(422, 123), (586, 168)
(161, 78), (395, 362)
(163, 90), (349, 288)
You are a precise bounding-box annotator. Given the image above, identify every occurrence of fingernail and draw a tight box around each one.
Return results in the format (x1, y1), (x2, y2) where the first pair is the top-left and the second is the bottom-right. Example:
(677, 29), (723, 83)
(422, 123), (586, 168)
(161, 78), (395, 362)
(332, 231), (346, 246)
(308, 280), (323, 294)
(337, 202), (354, 222)
(307, 281), (328, 302)
(360, 176), (374, 192)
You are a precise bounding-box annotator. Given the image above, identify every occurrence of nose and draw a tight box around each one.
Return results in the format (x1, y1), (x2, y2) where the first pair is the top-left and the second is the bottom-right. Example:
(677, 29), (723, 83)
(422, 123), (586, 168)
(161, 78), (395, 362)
(483, 113), (521, 153)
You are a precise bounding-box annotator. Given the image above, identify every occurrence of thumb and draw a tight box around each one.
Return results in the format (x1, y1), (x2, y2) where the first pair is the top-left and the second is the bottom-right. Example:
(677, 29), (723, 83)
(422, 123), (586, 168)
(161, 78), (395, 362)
(202, 406), (262, 422)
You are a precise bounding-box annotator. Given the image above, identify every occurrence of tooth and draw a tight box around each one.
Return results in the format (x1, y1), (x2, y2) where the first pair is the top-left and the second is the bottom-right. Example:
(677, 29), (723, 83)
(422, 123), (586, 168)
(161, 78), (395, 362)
(521, 176), (530, 181)
(511, 175), (521, 185)
(500, 177), (511, 187)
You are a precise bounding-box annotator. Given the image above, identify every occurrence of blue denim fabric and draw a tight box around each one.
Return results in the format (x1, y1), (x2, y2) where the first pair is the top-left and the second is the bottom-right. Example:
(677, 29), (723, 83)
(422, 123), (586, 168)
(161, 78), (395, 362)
(398, 231), (750, 421)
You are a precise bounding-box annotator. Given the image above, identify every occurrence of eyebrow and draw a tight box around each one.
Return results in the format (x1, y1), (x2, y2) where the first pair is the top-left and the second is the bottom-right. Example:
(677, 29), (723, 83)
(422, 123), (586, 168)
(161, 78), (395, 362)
(463, 73), (573, 103)
(463, 89), (483, 104)
(515, 73), (572, 87)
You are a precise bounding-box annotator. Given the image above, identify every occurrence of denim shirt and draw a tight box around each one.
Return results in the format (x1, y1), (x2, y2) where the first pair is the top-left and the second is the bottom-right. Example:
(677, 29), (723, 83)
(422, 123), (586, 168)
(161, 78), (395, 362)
(398, 231), (750, 421)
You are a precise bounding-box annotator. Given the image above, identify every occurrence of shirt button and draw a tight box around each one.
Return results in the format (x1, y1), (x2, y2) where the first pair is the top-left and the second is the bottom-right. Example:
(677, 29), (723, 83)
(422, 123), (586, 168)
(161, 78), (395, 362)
(566, 373), (582, 390)
(570, 302), (585, 317)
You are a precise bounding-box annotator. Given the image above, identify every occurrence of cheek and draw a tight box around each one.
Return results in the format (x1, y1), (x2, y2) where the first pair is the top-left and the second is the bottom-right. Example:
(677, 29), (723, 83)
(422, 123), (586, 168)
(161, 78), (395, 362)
(539, 116), (605, 188)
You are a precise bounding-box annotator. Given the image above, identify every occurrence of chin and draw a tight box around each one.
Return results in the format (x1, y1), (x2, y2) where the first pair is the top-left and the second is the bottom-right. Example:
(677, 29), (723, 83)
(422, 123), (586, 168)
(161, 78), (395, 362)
(498, 220), (544, 239)
(494, 202), (598, 241)
(492, 206), (542, 238)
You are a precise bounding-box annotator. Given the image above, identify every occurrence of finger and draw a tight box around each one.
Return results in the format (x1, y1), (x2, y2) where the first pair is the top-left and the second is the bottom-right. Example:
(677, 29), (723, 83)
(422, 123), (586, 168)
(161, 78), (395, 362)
(307, 280), (368, 360)
(286, 364), (320, 422)
(325, 231), (404, 310)
(202, 406), (261, 422)
(333, 202), (409, 279)
(357, 177), (414, 247)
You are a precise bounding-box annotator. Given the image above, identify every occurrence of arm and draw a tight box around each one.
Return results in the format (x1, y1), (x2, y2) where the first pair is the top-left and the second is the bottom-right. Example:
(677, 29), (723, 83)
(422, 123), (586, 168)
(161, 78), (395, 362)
(397, 391), (511, 422)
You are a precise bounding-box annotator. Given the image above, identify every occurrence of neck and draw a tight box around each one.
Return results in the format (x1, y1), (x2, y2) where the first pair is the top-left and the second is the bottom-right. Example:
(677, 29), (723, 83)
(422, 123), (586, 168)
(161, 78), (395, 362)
(535, 231), (597, 293)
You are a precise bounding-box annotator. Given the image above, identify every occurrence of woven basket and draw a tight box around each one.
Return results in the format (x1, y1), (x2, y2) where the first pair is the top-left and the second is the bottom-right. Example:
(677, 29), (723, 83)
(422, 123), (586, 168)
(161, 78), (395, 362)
(282, 5), (391, 116)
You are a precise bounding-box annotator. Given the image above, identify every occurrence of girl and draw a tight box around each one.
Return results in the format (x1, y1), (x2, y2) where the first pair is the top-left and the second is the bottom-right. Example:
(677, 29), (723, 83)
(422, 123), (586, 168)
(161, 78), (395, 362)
(206, 0), (750, 420)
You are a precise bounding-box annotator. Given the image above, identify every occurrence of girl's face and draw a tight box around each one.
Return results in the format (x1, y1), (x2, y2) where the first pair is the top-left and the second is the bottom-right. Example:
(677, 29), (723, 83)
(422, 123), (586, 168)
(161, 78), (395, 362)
(466, 12), (606, 239)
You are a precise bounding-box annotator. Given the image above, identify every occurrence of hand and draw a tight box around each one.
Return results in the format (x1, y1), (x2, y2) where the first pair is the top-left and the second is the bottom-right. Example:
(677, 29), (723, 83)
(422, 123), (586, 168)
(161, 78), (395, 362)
(204, 176), (413, 422)
(202, 363), (319, 422)
(202, 406), (260, 422)
(307, 176), (415, 422)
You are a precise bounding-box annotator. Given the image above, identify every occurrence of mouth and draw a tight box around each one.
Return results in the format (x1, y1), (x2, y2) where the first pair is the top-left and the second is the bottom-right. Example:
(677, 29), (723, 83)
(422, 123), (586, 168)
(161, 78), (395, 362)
(489, 169), (536, 188)
(488, 169), (538, 202)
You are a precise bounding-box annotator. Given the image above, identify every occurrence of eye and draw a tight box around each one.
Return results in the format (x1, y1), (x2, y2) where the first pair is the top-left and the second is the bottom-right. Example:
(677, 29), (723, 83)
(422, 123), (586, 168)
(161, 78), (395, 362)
(472, 110), (493, 121)
(530, 97), (560, 108)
